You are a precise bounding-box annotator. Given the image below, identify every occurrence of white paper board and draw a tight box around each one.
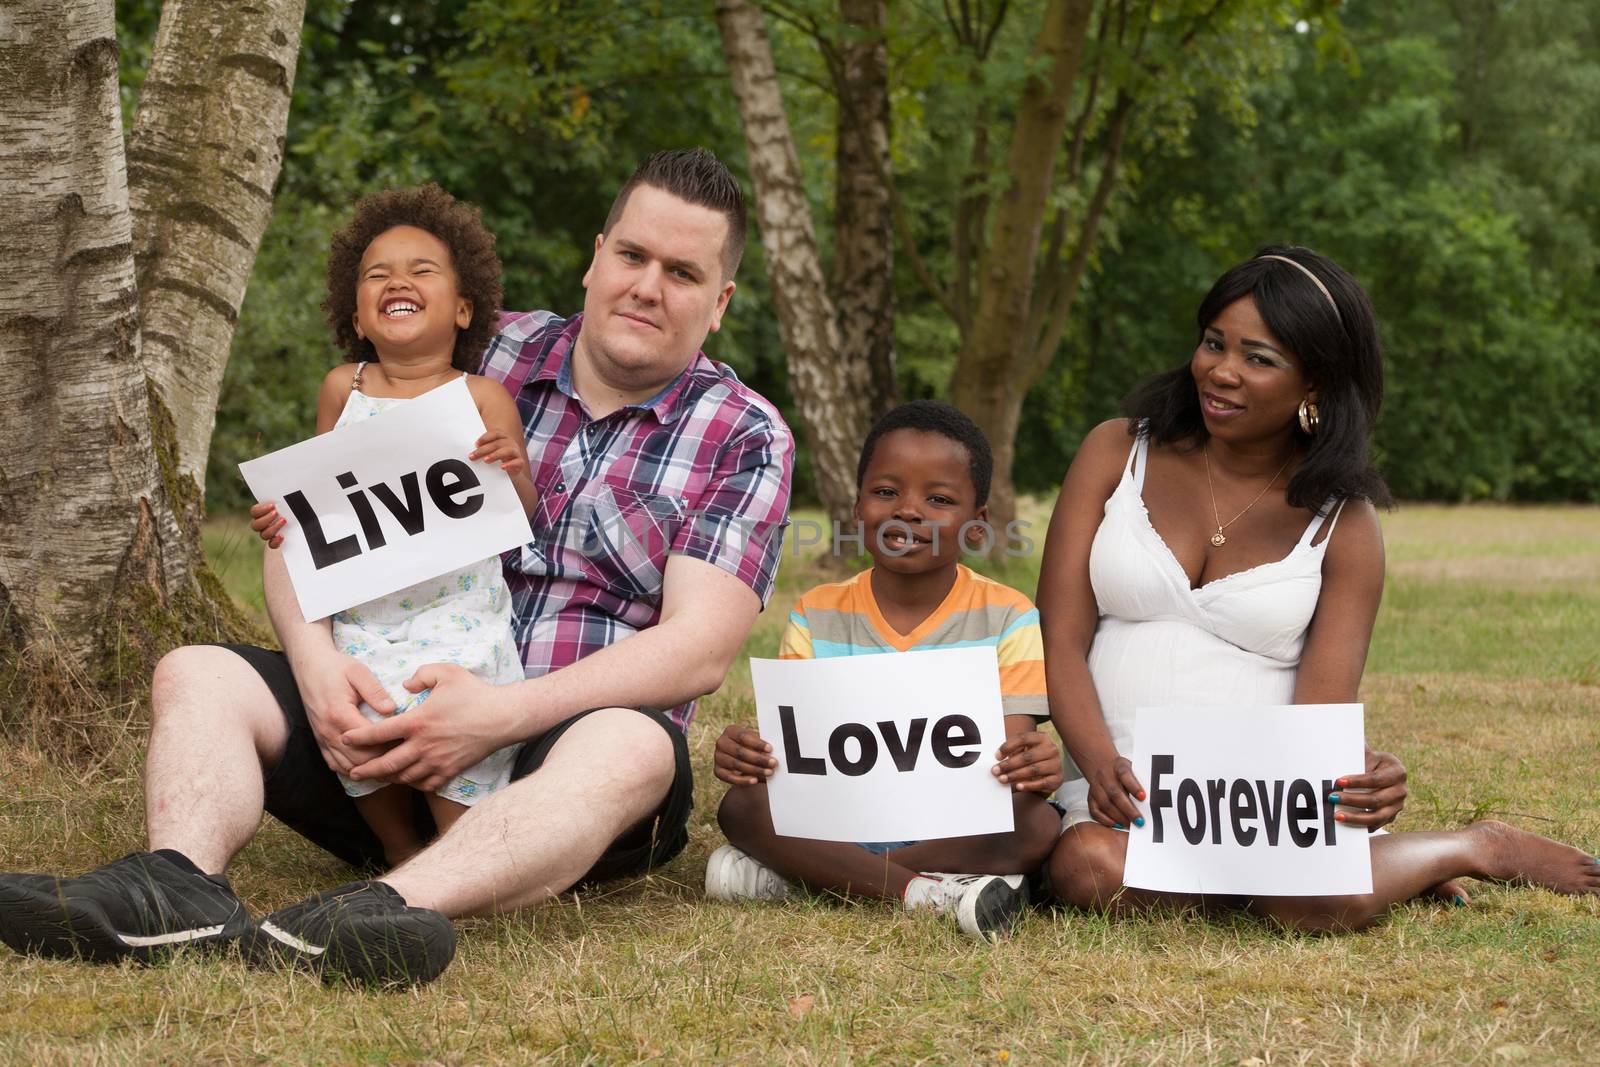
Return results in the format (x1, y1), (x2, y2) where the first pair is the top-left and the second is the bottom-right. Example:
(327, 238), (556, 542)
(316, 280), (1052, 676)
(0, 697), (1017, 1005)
(750, 646), (1014, 843)
(238, 377), (531, 621)
(1122, 704), (1373, 896)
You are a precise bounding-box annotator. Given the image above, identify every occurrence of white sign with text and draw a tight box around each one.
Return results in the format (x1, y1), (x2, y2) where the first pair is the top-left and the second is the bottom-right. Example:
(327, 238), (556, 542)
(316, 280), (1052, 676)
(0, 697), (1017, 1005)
(1122, 704), (1373, 897)
(751, 647), (1014, 843)
(238, 377), (531, 622)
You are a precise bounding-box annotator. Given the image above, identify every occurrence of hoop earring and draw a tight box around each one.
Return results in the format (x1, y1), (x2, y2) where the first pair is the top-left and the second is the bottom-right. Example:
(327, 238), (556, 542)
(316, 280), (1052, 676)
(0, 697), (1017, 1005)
(1298, 399), (1320, 435)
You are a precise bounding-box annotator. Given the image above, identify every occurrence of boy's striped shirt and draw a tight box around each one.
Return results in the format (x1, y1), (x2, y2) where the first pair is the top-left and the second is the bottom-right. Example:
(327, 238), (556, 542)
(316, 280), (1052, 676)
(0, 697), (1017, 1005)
(778, 565), (1047, 722)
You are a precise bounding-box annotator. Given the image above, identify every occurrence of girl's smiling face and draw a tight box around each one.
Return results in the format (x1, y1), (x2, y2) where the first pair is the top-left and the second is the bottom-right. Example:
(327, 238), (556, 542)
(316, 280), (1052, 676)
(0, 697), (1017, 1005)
(353, 225), (473, 364)
(1191, 295), (1315, 441)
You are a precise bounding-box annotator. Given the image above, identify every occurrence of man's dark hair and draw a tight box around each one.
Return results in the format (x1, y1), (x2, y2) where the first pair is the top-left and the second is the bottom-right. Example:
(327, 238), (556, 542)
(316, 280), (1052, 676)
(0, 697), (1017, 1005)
(325, 183), (503, 372)
(603, 148), (747, 281)
(856, 400), (994, 507)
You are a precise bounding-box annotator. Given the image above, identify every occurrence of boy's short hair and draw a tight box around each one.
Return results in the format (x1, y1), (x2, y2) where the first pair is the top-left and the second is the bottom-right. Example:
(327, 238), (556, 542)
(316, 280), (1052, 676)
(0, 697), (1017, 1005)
(603, 148), (746, 282)
(856, 400), (994, 507)
(324, 183), (503, 372)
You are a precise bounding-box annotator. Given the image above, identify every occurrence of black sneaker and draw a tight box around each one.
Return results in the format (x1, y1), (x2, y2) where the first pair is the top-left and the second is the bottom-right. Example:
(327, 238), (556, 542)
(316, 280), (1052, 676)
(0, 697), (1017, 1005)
(246, 880), (455, 987)
(0, 851), (252, 963)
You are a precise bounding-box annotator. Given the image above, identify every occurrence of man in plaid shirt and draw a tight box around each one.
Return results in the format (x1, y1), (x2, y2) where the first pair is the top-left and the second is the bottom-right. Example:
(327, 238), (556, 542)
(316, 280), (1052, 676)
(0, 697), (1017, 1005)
(0, 150), (793, 987)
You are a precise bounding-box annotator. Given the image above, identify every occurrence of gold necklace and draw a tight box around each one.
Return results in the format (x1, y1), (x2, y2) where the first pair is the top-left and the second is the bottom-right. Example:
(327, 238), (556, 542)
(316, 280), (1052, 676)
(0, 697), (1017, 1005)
(1202, 445), (1294, 547)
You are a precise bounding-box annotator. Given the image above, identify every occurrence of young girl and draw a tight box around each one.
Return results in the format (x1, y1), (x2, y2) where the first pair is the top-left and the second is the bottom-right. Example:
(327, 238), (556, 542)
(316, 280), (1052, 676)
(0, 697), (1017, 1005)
(254, 184), (538, 865)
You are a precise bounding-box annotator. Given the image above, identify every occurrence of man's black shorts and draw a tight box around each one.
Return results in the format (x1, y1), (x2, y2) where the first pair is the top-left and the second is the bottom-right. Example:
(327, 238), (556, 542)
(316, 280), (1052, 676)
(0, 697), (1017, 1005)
(220, 644), (693, 883)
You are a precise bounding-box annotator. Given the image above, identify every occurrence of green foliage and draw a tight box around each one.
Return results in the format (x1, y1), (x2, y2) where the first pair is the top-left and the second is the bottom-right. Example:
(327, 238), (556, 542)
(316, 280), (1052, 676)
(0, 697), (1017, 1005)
(1017, 1), (1600, 501)
(114, 0), (1600, 507)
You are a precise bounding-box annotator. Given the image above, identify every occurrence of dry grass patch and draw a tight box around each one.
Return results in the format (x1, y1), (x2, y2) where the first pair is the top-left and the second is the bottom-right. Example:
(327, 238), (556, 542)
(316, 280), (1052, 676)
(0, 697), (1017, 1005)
(2, 505), (1598, 1063)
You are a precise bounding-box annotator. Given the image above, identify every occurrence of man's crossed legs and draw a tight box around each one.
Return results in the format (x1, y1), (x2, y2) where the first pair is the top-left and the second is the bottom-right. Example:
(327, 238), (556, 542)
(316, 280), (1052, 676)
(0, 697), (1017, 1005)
(0, 644), (690, 986)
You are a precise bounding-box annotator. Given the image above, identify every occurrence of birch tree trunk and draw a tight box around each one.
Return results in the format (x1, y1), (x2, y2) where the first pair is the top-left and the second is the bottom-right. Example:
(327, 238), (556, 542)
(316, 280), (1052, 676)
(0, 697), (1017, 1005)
(948, 0), (1096, 532)
(131, 0), (305, 489)
(0, 0), (280, 715)
(833, 0), (896, 420)
(715, 0), (874, 525)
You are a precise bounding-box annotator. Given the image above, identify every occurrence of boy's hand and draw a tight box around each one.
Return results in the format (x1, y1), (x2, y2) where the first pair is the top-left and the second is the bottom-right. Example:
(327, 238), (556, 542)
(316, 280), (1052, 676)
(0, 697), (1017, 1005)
(249, 500), (287, 549)
(714, 724), (776, 786)
(992, 730), (1064, 794)
(471, 429), (529, 478)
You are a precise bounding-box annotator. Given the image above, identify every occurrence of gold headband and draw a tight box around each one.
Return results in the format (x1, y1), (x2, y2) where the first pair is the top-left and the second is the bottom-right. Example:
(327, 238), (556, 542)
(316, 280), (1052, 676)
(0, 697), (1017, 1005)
(1258, 254), (1340, 323)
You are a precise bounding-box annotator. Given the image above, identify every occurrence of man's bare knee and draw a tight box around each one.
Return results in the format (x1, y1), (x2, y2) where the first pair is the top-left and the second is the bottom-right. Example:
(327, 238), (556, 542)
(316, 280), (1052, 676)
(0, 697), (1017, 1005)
(150, 645), (285, 757)
(544, 707), (674, 796)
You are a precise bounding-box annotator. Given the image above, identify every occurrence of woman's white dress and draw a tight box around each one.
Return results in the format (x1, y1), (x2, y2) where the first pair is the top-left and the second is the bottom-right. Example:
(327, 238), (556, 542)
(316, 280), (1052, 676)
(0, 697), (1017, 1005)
(1057, 434), (1343, 826)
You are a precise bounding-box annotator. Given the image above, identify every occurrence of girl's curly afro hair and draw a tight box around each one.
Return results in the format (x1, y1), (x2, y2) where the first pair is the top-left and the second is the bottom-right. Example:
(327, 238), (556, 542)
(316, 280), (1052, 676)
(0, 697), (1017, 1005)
(324, 183), (503, 372)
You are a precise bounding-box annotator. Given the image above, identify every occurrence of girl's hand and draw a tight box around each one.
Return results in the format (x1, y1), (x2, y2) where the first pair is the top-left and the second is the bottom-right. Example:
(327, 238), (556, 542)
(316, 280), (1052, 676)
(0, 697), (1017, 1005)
(249, 501), (287, 549)
(471, 429), (528, 478)
(1330, 746), (1408, 829)
(1085, 754), (1145, 829)
(715, 724), (776, 786)
(992, 730), (1064, 794)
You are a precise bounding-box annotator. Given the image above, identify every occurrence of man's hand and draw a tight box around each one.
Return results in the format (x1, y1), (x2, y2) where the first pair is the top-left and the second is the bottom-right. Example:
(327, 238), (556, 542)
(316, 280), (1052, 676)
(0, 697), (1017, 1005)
(992, 730), (1064, 795)
(1330, 745), (1408, 830)
(343, 663), (518, 793)
(250, 500), (287, 549)
(293, 649), (397, 775)
(714, 724), (776, 786)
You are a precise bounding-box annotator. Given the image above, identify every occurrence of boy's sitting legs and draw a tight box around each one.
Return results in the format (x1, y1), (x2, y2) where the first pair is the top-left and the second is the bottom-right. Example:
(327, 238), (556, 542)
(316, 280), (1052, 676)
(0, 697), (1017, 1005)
(711, 782), (1058, 939)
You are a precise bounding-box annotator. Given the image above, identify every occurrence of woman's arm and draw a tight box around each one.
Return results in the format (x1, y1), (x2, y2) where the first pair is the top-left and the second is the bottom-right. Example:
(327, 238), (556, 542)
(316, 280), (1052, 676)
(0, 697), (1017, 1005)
(1292, 498), (1383, 703)
(1292, 498), (1406, 829)
(1037, 418), (1145, 827)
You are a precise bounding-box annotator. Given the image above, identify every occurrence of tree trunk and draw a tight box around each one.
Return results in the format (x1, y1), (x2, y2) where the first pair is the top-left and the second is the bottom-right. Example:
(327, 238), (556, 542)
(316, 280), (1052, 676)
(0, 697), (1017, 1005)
(0, 0), (267, 721)
(948, 0), (1096, 532)
(833, 0), (896, 420)
(715, 0), (874, 526)
(130, 0), (306, 490)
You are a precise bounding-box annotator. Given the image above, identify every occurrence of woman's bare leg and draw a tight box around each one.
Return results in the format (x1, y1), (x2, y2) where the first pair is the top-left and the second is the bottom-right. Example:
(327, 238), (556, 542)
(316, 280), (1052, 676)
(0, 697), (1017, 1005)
(1049, 819), (1598, 928)
(1253, 821), (1600, 932)
(1047, 822), (1213, 913)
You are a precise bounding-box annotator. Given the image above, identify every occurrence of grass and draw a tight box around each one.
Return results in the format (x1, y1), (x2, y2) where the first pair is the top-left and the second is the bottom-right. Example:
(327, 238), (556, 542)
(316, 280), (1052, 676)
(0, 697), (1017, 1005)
(2, 503), (1597, 1064)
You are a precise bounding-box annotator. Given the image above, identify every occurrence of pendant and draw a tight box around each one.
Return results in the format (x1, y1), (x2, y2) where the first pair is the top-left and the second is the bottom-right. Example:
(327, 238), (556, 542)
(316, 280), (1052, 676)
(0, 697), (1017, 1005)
(1211, 531), (1227, 547)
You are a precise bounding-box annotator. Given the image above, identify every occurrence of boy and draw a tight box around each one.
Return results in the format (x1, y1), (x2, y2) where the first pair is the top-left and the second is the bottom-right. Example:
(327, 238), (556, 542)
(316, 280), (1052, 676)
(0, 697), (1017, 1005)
(707, 401), (1064, 940)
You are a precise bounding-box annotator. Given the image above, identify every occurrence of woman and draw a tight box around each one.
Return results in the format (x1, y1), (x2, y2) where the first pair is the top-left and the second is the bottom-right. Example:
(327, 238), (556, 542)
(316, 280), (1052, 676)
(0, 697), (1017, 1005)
(1038, 246), (1598, 930)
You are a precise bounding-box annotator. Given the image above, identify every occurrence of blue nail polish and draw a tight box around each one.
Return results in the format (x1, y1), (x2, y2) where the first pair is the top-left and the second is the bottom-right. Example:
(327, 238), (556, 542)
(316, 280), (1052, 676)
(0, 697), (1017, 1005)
(1134, 816), (1145, 828)
(1453, 894), (1466, 906)
(1328, 793), (1341, 804)
(1114, 823), (1126, 830)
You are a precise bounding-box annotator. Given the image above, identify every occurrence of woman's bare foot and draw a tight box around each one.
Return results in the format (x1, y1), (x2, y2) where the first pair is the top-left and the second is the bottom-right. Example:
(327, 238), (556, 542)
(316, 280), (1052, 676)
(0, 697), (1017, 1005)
(1467, 820), (1600, 895)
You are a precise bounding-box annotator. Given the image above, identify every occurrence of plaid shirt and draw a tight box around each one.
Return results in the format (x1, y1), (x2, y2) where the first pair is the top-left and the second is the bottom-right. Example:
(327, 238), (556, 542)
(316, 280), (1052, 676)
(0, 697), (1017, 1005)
(480, 311), (793, 734)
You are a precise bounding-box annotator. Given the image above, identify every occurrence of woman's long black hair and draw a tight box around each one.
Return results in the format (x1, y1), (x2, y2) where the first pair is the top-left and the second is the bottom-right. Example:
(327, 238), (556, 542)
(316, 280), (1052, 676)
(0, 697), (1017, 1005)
(1123, 244), (1392, 509)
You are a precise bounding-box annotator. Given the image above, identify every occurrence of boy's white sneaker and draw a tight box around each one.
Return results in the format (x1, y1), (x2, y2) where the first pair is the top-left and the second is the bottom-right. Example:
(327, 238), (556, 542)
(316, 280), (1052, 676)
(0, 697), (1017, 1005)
(704, 845), (794, 902)
(904, 873), (1028, 941)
